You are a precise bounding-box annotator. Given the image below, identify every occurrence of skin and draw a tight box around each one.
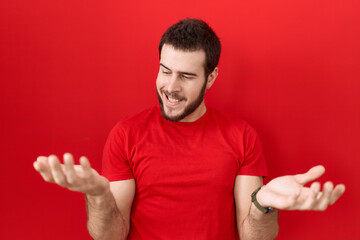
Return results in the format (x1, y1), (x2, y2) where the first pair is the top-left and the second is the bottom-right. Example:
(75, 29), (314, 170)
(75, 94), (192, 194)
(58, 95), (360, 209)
(235, 167), (345, 239)
(33, 44), (346, 240)
(33, 154), (135, 240)
(156, 44), (217, 122)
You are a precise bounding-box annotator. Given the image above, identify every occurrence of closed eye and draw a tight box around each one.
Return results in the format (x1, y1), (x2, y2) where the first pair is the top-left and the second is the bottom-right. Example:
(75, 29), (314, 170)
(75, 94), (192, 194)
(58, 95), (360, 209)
(183, 75), (193, 80)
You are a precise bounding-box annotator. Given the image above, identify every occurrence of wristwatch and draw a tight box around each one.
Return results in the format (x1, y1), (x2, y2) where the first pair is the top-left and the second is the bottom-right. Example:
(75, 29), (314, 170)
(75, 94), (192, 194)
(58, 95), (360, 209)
(251, 186), (275, 214)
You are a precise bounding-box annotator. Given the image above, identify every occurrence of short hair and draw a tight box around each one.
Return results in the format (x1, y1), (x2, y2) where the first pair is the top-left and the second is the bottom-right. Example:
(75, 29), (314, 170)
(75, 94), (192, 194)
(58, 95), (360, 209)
(159, 18), (221, 77)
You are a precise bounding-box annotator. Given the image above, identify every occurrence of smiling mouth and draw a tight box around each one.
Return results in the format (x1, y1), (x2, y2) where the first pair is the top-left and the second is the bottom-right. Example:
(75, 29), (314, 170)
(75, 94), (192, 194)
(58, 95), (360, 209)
(164, 92), (185, 105)
(167, 95), (180, 103)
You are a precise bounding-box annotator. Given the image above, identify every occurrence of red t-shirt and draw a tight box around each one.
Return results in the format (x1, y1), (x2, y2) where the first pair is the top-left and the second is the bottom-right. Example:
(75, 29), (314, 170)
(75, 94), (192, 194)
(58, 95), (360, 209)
(102, 106), (268, 240)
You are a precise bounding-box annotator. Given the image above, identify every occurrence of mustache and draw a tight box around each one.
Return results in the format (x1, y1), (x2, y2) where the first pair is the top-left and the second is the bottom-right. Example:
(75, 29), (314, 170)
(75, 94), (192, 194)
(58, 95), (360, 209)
(162, 90), (186, 101)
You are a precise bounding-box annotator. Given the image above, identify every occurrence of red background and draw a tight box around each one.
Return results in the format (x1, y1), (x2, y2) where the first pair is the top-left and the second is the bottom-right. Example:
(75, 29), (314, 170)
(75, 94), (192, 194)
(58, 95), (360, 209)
(1, 0), (359, 239)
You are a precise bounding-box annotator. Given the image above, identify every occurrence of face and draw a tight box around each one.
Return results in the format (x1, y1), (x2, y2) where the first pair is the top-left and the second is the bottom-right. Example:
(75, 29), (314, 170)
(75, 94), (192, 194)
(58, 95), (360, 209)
(156, 44), (217, 122)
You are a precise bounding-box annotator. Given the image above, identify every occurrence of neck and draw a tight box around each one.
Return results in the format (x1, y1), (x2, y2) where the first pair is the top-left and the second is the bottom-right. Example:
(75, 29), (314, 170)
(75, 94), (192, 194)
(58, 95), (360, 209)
(180, 102), (207, 122)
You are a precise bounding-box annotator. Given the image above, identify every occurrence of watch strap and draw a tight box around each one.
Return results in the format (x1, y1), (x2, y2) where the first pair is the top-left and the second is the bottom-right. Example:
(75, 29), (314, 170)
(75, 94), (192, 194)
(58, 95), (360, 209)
(251, 186), (274, 214)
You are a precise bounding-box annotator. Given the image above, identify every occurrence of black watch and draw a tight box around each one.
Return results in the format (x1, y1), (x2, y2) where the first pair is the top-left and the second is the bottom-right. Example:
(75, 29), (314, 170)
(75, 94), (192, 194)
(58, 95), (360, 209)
(251, 186), (275, 214)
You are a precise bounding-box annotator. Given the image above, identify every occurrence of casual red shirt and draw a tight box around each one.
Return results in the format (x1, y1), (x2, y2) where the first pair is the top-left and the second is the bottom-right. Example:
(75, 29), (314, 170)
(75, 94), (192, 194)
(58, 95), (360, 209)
(102, 106), (268, 239)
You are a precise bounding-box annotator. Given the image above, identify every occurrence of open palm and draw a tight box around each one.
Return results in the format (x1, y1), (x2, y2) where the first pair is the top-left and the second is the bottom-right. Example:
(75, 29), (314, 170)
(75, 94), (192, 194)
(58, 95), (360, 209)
(256, 166), (345, 211)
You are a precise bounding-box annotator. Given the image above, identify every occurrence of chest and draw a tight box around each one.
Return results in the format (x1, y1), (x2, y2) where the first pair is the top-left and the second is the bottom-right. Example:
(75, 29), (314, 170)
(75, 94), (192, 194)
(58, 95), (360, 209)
(128, 127), (241, 197)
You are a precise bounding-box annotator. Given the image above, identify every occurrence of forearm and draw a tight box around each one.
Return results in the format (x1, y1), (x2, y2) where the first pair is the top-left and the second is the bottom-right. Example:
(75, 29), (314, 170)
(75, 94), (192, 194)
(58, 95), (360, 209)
(240, 203), (279, 240)
(86, 190), (130, 240)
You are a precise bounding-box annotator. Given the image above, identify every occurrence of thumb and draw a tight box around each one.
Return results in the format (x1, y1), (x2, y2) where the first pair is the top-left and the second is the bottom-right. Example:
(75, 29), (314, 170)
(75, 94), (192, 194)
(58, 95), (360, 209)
(294, 165), (325, 185)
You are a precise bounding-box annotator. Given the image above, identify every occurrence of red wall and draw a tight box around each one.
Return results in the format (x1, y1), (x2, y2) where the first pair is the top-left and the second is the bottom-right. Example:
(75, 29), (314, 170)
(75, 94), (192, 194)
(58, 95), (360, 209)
(1, 0), (359, 239)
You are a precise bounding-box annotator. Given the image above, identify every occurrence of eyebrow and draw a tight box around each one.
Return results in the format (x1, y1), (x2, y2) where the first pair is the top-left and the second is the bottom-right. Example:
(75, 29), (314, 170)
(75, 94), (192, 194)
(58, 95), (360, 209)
(160, 63), (198, 77)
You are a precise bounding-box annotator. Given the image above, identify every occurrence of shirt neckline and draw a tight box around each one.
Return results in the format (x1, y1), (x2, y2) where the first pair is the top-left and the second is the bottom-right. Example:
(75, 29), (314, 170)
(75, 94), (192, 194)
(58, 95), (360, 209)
(157, 105), (210, 127)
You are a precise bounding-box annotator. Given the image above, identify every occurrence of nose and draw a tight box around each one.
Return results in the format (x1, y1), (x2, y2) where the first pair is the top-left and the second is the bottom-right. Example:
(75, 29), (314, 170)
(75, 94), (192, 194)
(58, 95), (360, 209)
(166, 74), (181, 93)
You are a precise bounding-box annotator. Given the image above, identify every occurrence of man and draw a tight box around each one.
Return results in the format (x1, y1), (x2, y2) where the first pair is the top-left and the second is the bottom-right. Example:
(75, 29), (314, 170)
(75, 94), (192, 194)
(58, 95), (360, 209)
(33, 19), (345, 240)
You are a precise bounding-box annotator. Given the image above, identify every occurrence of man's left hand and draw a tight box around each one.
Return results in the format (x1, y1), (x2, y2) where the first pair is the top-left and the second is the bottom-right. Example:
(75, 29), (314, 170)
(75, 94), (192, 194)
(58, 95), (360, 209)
(256, 165), (345, 211)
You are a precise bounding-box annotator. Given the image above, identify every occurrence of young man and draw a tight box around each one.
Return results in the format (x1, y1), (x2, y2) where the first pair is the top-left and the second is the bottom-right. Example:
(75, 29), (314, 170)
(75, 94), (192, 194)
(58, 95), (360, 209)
(33, 19), (345, 240)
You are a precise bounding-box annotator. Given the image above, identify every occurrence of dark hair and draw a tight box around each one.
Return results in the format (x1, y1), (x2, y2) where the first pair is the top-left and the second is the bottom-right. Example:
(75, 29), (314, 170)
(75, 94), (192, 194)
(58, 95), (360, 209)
(159, 18), (221, 77)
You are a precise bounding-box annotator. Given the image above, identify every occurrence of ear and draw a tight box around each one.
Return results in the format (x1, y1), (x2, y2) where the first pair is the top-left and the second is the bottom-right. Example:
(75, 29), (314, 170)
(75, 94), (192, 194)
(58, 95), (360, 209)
(206, 67), (218, 89)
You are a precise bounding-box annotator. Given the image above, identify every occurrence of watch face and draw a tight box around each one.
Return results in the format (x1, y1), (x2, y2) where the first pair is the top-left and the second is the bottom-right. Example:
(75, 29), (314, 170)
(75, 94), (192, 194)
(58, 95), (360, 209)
(266, 207), (276, 213)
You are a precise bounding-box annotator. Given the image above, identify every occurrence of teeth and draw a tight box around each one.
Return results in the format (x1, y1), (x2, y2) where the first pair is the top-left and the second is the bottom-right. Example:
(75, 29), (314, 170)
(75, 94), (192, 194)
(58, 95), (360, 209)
(168, 96), (180, 103)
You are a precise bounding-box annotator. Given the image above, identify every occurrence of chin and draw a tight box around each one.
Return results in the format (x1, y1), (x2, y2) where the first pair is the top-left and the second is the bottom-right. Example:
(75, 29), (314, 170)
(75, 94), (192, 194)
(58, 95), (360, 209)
(162, 110), (186, 122)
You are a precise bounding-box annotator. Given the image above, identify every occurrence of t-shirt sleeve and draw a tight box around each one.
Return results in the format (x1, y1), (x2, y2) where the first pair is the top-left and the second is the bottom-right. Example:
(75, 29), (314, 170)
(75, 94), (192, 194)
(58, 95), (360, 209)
(237, 124), (268, 176)
(102, 123), (134, 181)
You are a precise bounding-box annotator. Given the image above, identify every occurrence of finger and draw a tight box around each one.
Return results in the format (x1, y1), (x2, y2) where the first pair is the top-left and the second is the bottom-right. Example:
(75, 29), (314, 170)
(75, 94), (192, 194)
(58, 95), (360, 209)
(294, 165), (325, 185)
(80, 156), (92, 178)
(34, 156), (49, 171)
(330, 184), (346, 205)
(316, 181), (333, 211)
(49, 155), (68, 187)
(311, 181), (321, 194)
(34, 156), (54, 182)
(33, 159), (40, 171)
(315, 192), (323, 201)
(302, 182), (320, 210)
(63, 153), (78, 185)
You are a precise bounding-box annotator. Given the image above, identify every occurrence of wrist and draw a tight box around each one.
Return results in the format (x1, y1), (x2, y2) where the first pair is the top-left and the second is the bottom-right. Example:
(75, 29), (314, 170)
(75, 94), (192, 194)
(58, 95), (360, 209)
(86, 188), (114, 210)
(86, 181), (111, 203)
(87, 175), (110, 197)
(251, 186), (275, 214)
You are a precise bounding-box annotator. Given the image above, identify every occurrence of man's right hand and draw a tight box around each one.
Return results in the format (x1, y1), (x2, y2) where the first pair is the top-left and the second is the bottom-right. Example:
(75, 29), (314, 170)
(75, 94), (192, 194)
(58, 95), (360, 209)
(33, 153), (110, 197)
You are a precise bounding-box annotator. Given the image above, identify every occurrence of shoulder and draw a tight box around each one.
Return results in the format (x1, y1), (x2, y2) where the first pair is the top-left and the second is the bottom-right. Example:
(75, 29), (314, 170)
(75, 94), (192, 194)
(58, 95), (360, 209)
(110, 106), (161, 137)
(207, 107), (252, 132)
(206, 108), (261, 145)
(120, 106), (159, 127)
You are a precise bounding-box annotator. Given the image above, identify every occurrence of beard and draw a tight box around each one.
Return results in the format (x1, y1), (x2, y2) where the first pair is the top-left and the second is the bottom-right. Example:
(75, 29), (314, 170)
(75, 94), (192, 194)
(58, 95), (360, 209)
(157, 80), (207, 122)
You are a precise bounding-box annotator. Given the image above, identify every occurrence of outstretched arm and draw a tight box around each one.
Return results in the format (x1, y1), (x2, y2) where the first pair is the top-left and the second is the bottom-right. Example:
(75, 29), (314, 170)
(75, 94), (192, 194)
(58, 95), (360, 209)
(235, 175), (279, 240)
(33, 153), (135, 240)
(235, 166), (346, 240)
